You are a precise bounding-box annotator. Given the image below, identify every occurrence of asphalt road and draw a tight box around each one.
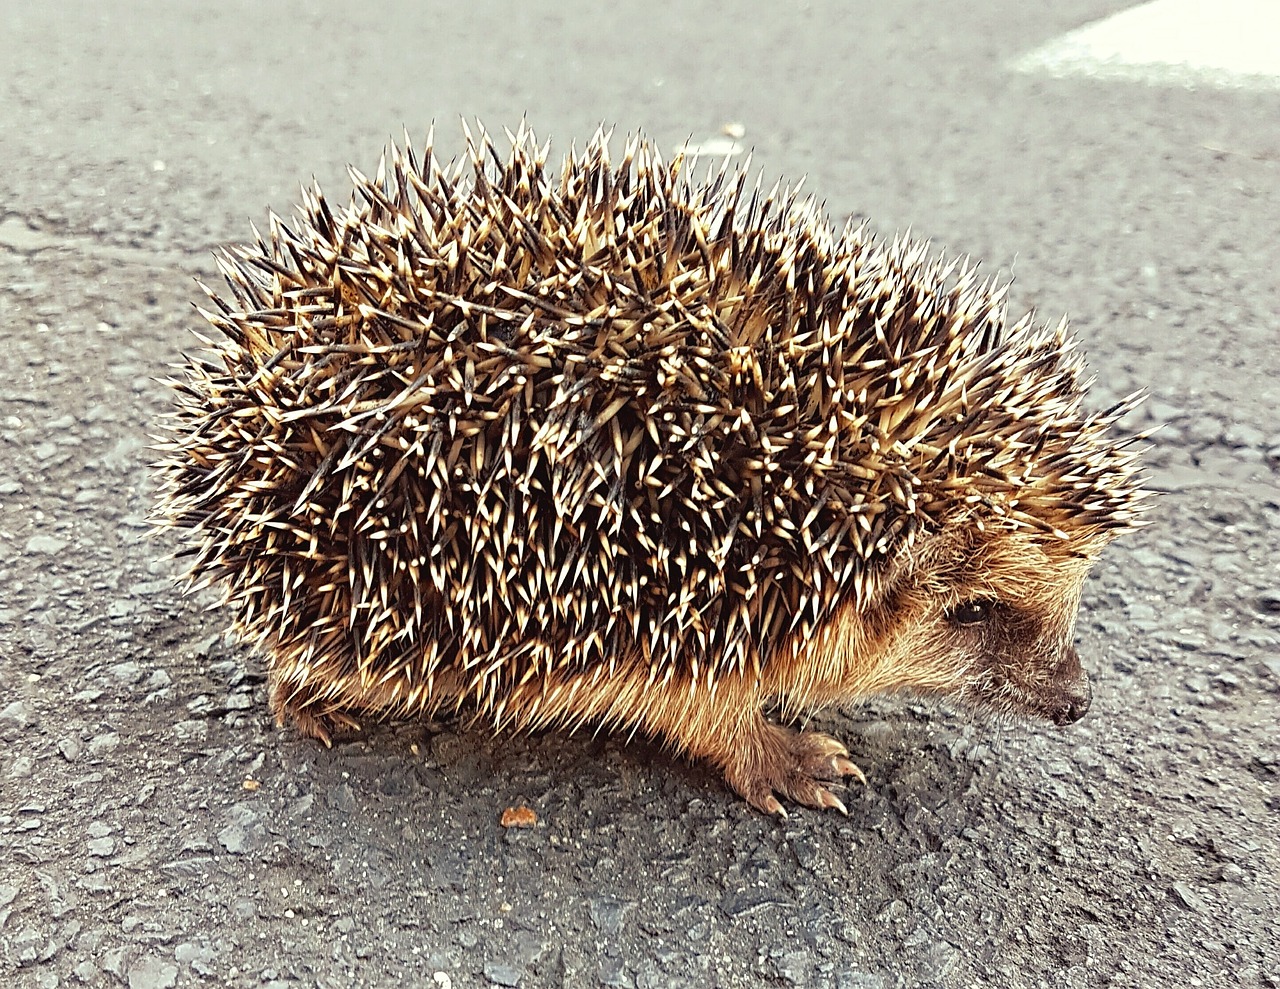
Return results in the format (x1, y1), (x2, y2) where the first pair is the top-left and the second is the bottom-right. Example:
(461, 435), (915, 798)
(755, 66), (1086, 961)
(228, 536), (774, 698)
(1, 2), (1278, 987)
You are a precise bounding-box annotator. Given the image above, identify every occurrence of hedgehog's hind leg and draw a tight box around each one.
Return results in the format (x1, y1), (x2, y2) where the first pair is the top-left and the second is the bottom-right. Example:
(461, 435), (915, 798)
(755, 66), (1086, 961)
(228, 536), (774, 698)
(267, 675), (361, 747)
(715, 717), (866, 817)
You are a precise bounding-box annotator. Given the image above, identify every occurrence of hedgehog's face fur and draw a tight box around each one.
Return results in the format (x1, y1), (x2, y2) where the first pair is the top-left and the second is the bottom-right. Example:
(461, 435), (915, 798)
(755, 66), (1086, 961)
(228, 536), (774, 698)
(848, 524), (1103, 726)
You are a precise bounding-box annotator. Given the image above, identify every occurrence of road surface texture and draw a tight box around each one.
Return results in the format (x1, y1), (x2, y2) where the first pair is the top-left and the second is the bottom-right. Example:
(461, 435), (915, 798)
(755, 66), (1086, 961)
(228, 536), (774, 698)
(1, 1), (1277, 987)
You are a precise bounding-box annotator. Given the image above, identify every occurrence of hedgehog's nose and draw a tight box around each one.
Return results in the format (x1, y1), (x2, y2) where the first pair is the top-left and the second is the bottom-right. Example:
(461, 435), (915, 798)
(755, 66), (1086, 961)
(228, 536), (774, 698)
(1052, 676), (1092, 726)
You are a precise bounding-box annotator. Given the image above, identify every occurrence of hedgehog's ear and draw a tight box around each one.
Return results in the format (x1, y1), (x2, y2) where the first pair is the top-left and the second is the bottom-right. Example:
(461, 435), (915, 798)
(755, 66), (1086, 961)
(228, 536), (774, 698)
(877, 520), (1042, 616)
(864, 524), (969, 611)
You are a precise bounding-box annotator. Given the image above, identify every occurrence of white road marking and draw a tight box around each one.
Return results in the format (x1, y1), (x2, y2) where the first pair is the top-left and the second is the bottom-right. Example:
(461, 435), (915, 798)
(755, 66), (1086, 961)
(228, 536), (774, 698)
(1012, 0), (1280, 88)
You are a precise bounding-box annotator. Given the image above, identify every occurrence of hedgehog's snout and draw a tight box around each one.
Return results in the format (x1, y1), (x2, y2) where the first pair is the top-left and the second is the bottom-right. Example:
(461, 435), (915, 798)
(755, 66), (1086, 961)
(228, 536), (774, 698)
(1049, 646), (1092, 726)
(1050, 678), (1092, 726)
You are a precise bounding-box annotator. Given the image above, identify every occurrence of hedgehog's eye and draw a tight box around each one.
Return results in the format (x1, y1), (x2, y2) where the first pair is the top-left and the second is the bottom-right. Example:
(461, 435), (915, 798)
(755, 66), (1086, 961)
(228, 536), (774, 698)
(949, 600), (994, 626)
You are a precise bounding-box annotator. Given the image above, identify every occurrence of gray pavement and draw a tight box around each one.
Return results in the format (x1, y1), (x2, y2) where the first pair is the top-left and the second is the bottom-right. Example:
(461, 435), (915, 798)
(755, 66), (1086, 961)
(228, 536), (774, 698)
(1, 1), (1277, 987)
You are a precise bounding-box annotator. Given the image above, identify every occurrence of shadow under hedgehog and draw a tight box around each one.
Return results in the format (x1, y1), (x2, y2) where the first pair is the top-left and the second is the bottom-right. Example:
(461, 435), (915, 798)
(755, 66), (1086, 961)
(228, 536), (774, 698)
(154, 122), (1147, 816)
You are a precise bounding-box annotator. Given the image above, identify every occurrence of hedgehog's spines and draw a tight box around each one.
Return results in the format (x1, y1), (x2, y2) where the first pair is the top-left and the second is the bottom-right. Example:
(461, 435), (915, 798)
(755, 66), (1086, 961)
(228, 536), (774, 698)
(154, 123), (1146, 729)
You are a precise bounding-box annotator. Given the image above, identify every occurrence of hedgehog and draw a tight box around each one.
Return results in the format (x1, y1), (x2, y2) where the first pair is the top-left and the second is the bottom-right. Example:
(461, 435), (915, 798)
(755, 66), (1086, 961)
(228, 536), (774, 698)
(153, 122), (1146, 815)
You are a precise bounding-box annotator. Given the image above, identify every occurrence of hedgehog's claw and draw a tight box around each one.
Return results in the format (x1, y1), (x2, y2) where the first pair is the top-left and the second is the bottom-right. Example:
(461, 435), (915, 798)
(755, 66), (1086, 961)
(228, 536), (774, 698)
(285, 705), (336, 746)
(723, 723), (865, 816)
(833, 755), (867, 785)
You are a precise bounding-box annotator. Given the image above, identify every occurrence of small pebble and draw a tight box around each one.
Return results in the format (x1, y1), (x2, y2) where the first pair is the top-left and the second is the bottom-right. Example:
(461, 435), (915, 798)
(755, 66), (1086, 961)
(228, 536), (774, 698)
(24, 534), (67, 555)
(482, 962), (523, 987)
(57, 737), (83, 761)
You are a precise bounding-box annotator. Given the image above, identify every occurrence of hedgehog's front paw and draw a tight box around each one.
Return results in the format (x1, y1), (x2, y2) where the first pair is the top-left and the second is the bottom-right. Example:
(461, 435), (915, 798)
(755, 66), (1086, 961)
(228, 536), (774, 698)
(723, 724), (866, 817)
